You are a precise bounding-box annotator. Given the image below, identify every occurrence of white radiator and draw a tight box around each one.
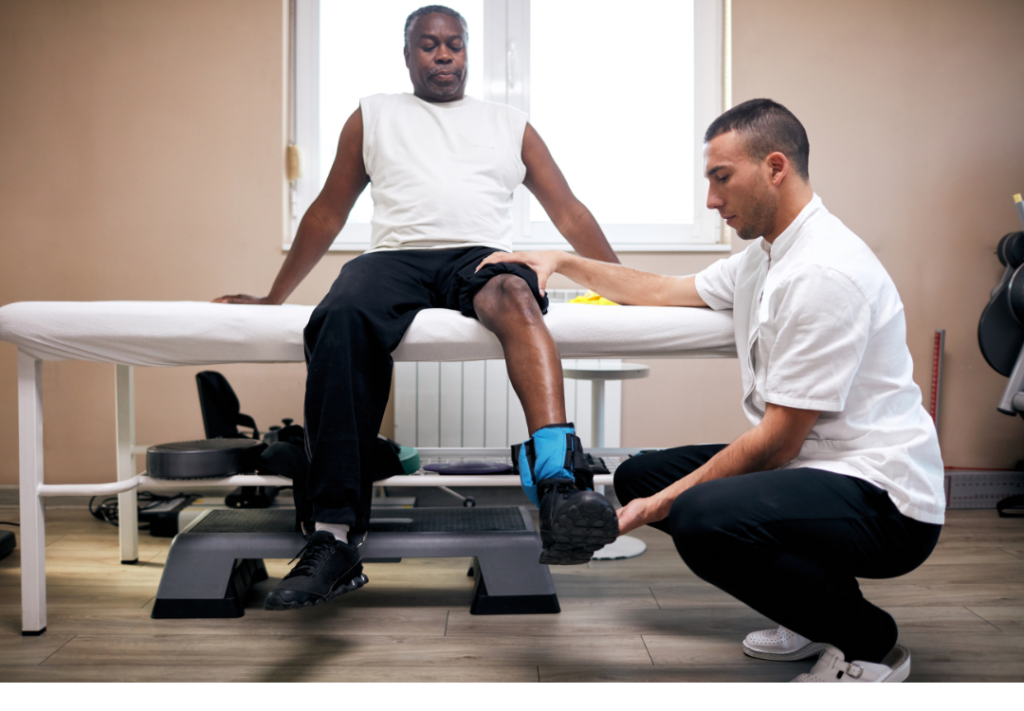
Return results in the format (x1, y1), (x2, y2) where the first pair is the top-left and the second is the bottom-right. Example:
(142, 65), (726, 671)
(394, 290), (623, 449)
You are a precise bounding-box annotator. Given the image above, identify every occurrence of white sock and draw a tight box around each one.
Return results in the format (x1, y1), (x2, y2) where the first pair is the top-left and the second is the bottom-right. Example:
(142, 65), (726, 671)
(315, 522), (350, 542)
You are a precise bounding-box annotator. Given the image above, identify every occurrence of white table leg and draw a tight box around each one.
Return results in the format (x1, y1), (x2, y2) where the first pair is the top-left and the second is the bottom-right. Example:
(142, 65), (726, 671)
(591, 380), (605, 494)
(115, 364), (138, 564)
(590, 380), (606, 448)
(18, 350), (47, 635)
(589, 377), (646, 561)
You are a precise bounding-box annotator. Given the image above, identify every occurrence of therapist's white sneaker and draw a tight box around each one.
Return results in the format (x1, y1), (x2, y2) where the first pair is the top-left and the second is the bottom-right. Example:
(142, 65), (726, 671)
(791, 644), (911, 683)
(743, 625), (828, 661)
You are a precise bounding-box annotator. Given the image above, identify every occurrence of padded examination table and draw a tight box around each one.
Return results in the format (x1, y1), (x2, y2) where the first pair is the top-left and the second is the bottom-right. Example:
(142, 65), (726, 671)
(0, 300), (736, 633)
(0, 300), (735, 364)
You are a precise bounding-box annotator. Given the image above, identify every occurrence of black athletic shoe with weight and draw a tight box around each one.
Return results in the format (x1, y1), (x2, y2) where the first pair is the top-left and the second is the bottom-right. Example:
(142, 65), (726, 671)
(265, 530), (368, 610)
(538, 480), (619, 565)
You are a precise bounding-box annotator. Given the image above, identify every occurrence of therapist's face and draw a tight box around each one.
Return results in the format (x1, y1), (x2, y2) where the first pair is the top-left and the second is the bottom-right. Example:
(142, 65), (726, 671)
(404, 13), (468, 102)
(704, 130), (778, 241)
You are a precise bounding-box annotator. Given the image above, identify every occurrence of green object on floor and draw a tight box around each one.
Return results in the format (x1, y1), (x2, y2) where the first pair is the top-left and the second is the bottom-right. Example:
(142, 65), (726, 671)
(399, 445), (420, 474)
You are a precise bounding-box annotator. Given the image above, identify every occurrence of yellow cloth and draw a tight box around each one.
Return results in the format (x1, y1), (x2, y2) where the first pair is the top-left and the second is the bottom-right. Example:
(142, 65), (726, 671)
(568, 290), (619, 306)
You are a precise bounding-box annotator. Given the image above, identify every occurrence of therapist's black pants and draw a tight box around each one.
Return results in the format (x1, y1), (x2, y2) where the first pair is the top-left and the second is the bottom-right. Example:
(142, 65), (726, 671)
(301, 247), (548, 535)
(614, 445), (941, 664)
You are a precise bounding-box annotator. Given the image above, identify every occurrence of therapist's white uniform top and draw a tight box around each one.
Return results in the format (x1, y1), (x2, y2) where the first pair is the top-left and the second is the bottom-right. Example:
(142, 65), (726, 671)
(695, 195), (945, 525)
(360, 93), (528, 254)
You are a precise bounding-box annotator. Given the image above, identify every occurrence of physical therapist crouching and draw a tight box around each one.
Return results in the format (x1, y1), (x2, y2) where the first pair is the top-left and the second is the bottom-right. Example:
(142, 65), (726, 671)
(478, 98), (945, 683)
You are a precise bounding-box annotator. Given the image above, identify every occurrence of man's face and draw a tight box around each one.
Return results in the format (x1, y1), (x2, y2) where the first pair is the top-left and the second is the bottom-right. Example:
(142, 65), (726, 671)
(704, 130), (778, 241)
(404, 13), (468, 102)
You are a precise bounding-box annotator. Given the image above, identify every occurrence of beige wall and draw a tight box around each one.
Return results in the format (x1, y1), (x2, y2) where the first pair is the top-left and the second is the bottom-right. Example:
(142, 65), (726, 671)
(1, 0), (1023, 486)
(0, 0), (306, 485)
(726, 0), (1024, 468)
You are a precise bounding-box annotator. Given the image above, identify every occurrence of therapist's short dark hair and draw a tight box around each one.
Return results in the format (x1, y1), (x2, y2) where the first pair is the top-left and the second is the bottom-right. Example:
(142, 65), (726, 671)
(705, 99), (810, 180)
(405, 5), (468, 47)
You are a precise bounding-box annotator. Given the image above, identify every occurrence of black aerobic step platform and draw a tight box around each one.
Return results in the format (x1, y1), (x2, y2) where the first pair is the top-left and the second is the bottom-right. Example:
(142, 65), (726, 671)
(151, 506), (560, 619)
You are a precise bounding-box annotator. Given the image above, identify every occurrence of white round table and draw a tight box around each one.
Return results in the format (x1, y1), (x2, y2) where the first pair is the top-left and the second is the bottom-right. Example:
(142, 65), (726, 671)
(563, 362), (649, 560)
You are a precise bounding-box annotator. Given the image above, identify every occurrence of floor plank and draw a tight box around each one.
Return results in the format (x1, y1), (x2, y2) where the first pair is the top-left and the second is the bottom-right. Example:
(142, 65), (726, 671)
(918, 546), (1023, 566)
(0, 605), (448, 637)
(654, 580), (1024, 610)
(0, 664), (540, 683)
(446, 607), (774, 637)
(0, 633), (77, 667)
(895, 562), (1024, 585)
(642, 633), (764, 666)
(887, 605), (1004, 630)
(649, 584), (750, 608)
(444, 605), (999, 640)
(554, 587), (662, 611)
(964, 605), (1024, 630)
(551, 580), (664, 610)
(539, 663), (796, 683)
(903, 661), (1024, 683)
(898, 628), (1024, 662)
(43, 633), (653, 668)
(1001, 547), (1024, 562)
(856, 583), (1024, 607)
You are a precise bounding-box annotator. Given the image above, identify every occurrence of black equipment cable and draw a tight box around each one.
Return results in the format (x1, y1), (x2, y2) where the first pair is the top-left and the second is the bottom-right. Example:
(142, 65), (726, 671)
(89, 491), (187, 530)
(86, 486), (295, 529)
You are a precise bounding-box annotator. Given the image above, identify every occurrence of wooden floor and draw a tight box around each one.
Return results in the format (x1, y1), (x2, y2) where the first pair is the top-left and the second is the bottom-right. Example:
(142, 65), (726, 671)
(1, 506), (1023, 682)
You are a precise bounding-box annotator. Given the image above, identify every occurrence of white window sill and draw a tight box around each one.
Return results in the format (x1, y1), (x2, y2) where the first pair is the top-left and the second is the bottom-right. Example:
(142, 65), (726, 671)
(284, 241), (732, 254)
(284, 222), (732, 254)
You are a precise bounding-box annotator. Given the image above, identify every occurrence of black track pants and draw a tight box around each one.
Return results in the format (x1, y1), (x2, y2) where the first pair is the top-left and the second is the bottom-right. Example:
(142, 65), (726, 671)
(301, 247), (547, 534)
(614, 445), (941, 663)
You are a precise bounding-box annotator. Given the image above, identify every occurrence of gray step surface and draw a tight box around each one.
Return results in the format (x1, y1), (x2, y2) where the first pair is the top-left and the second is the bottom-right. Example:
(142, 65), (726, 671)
(152, 506), (559, 618)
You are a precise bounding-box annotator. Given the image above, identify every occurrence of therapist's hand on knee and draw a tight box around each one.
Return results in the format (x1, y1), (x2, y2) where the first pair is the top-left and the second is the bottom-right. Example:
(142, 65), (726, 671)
(212, 294), (277, 305)
(476, 250), (564, 296)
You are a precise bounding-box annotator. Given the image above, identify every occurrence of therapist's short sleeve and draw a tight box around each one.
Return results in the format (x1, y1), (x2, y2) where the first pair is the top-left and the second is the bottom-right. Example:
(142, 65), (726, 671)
(762, 266), (872, 412)
(694, 251), (746, 311)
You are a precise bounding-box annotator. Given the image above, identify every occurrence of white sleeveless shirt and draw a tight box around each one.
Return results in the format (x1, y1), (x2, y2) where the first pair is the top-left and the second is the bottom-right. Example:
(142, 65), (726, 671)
(359, 93), (528, 253)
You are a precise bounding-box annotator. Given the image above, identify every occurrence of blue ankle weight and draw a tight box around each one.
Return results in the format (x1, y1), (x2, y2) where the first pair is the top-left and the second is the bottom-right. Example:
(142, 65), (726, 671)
(518, 423), (576, 506)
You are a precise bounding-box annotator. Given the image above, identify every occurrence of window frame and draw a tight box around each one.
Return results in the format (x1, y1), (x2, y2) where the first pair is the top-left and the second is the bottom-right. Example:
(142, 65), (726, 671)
(289, 0), (729, 253)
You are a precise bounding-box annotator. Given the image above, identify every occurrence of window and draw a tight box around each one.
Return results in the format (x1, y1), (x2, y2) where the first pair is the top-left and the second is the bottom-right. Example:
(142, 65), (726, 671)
(291, 0), (727, 252)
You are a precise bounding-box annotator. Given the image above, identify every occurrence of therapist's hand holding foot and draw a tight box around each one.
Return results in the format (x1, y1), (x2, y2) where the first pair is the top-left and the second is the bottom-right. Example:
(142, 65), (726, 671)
(616, 495), (670, 536)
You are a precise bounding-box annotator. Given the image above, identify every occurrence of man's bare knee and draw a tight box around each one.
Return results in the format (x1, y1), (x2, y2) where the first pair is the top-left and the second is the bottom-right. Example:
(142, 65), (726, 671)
(473, 274), (536, 311)
(474, 274), (540, 324)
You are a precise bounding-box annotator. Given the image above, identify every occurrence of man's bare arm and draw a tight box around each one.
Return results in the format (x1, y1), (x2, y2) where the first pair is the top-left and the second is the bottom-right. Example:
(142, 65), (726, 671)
(521, 123), (619, 264)
(476, 250), (707, 307)
(214, 108), (370, 305)
(617, 403), (821, 535)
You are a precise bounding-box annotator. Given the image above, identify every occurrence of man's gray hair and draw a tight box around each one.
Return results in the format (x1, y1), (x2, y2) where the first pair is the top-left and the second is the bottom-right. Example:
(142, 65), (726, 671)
(404, 5), (468, 47)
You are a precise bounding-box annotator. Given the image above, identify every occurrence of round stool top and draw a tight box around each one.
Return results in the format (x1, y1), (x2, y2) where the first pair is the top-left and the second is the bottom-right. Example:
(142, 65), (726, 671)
(562, 362), (650, 381)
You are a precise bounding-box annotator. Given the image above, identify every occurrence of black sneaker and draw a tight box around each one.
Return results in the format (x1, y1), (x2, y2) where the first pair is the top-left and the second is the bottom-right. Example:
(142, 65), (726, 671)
(538, 481), (619, 565)
(264, 531), (368, 610)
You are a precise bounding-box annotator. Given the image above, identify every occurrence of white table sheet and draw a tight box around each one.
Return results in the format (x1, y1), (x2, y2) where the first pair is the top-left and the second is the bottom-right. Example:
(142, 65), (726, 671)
(0, 301), (736, 364)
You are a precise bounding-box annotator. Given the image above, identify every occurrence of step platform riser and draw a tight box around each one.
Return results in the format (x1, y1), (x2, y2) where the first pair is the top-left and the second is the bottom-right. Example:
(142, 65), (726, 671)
(151, 507), (559, 618)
